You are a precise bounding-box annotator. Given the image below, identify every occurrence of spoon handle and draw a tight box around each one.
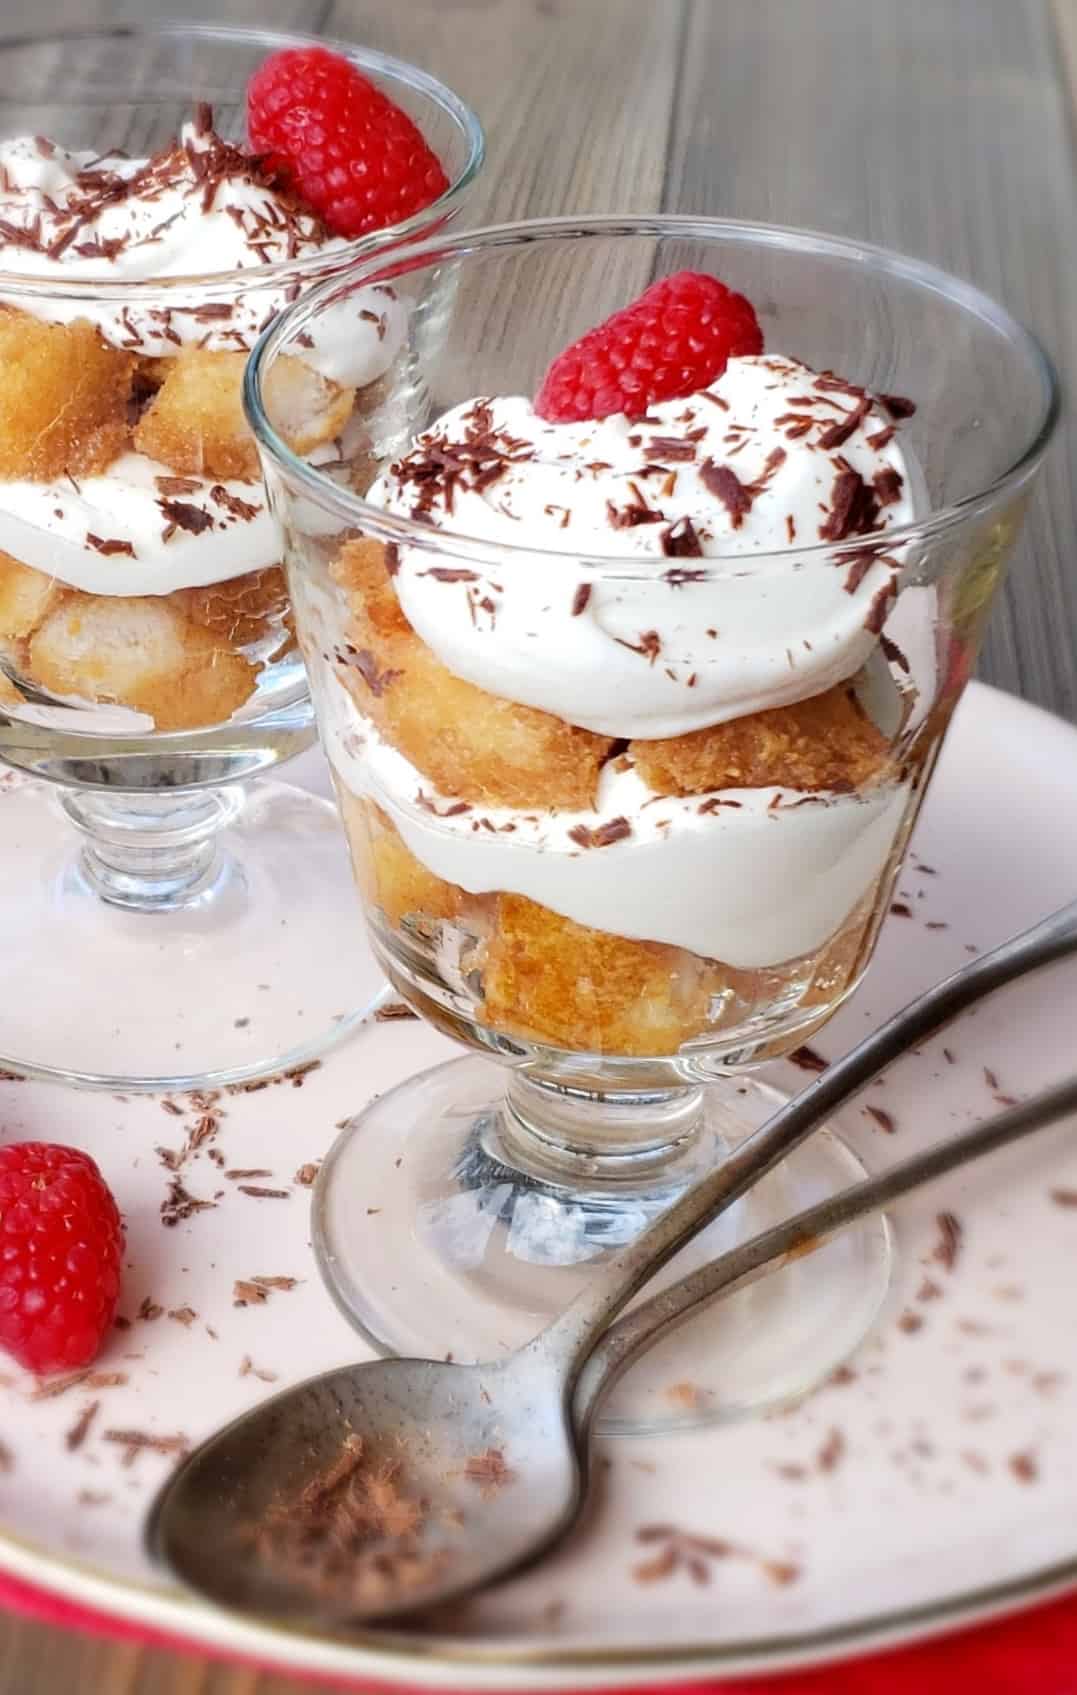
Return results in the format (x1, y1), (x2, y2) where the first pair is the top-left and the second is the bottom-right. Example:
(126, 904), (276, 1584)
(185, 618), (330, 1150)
(533, 896), (1077, 1384)
(572, 1071), (1077, 1427)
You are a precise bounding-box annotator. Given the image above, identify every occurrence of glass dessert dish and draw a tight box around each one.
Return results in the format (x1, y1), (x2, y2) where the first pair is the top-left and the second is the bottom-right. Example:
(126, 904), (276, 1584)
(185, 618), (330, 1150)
(0, 24), (483, 1089)
(248, 216), (1057, 1432)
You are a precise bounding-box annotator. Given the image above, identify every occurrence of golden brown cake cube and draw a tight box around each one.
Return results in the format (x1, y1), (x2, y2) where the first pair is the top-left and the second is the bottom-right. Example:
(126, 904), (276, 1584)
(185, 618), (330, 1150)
(335, 539), (614, 810)
(0, 310), (133, 480)
(632, 683), (889, 796)
(482, 893), (711, 1056)
(135, 350), (353, 480)
(29, 591), (256, 730)
(0, 552), (65, 640)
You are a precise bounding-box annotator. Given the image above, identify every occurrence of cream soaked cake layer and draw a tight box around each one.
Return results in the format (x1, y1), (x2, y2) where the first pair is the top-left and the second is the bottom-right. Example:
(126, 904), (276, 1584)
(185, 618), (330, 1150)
(0, 454), (281, 595)
(368, 355), (918, 739)
(320, 676), (911, 970)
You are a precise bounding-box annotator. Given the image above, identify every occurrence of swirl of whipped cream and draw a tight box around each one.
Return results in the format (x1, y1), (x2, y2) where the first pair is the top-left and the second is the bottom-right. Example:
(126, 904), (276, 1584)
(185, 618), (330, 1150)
(0, 119), (406, 380)
(0, 454), (281, 595)
(370, 355), (918, 739)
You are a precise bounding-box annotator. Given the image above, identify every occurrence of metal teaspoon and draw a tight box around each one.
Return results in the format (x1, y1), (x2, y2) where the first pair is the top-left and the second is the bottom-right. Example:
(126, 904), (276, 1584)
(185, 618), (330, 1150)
(147, 896), (1077, 1631)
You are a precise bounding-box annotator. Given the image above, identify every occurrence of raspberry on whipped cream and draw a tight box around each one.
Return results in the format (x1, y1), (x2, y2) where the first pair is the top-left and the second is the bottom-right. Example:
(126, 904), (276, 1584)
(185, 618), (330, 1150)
(368, 355), (917, 737)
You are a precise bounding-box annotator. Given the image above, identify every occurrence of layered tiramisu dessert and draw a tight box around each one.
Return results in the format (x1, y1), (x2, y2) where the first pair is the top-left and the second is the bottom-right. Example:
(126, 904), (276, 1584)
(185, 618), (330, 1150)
(0, 47), (448, 730)
(308, 271), (926, 1057)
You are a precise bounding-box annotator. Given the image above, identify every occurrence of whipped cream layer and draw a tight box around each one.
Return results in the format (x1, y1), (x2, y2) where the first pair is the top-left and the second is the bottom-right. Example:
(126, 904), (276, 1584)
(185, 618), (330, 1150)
(323, 683), (909, 969)
(0, 123), (405, 380)
(371, 356), (917, 739)
(0, 454), (280, 595)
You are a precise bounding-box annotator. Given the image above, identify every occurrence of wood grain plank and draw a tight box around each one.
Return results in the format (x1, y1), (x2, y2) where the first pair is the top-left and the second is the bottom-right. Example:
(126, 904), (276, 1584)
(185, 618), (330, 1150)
(321, 0), (686, 222)
(665, 0), (1077, 722)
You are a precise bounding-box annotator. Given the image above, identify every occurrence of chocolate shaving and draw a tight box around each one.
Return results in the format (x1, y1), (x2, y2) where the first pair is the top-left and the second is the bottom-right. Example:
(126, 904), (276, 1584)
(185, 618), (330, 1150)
(817, 1428), (845, 1472)
(421, 567), (480, 583)
(867, 424), (897, 450)
(864, 577), (898, 634)
(661, 517), (703, 557)
(240, 1355), (278, 1383)
(614, 629), (662, 664)
(65, 1401), (99, 1452)
(31, 1368), (127, 1400)
(571, 582), (592, 616)
(237, 1432), (442, 1610)
(880, 633), (911, 673)
(814, 373), (867, 401)
(842, 555), (874, 595)
(819, 464), (880, 543)
(86, 534), (136, 558)
(790, 1045), (829, 1073)
(645, 436), (699, 462)
(294, 1162), (321, 1187)
(700, 459), (752, 527)
(375, 1000), (418, 1022)
(160, 1178), (216, 1227)
(159, 498), (214, 536)
(237, 1185), (290, 1199)
(864, 1105), (897, 1133)
(210, 484), (261, 521)
(233, 1281), (268, 1307)
(103, 1428), (189, 1466)
(568, 816), (633, 849)
(880, 393), (916, 419)
(873, 467), (904, 507)
(606, 496), (665, 529)
(818, 397), (871, 450)
(934, 1211), (963, 1271)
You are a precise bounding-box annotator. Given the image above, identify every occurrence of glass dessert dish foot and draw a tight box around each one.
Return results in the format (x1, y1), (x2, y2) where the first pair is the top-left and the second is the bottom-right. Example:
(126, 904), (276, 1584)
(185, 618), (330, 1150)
(249, 215), (1055, 1436)
(314, 1055), (892, 1435)
(0, 776), (386, 1091)
(0, 24), (482, 1087)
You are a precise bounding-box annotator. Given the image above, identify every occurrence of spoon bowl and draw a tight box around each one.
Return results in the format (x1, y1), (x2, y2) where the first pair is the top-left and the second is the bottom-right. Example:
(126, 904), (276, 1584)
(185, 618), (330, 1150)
(148, 1353), (583, 1628)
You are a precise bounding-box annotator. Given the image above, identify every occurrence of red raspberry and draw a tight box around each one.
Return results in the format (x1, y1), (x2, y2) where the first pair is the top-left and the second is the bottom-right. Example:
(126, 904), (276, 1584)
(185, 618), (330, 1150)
(247, 46), (450, 239)
(0, 1143), (123, 1376)
(534, 271), (763, 424)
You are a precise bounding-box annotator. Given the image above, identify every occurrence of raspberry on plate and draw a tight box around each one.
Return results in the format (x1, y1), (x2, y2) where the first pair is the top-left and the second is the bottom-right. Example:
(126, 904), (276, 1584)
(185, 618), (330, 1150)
(534, 270), (763, 423)
(0, 1143), (123, 1375)
(247, 46), (450, 239)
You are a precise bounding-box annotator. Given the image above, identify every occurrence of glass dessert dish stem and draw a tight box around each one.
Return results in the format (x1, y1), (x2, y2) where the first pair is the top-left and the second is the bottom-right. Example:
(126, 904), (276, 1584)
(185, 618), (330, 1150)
(0, 773), (388, 1093)
(499, 1071), (707, 1181)
(60, 788), (243, 912)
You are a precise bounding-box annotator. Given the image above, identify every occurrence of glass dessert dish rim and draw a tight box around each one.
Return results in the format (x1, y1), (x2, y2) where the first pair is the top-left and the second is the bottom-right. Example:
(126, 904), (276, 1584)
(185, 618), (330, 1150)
(245, 211), (1060, 573)
(0, 19), (486, 297)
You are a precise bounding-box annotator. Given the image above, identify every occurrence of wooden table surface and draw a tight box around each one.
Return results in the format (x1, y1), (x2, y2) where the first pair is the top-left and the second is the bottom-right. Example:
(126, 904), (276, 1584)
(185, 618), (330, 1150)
(2, 0), (1076, 1688)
